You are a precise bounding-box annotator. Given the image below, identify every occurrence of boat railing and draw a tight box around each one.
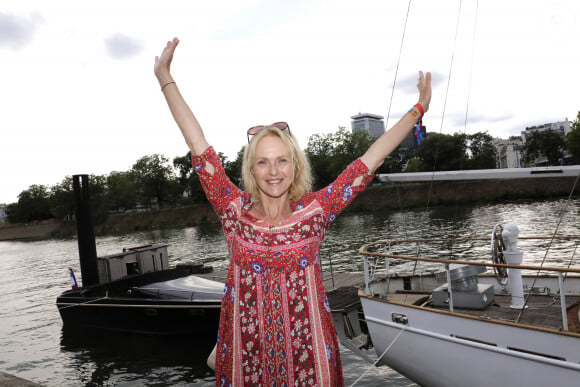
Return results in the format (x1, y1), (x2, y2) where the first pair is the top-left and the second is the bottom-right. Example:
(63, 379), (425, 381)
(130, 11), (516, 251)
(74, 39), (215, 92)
(359, 236), (580, 330)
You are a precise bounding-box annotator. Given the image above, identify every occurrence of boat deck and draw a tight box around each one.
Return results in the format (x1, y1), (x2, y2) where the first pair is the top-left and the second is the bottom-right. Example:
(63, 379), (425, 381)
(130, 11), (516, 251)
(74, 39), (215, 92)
(201, 270), (580, 333)
(428, 293), (580, 332)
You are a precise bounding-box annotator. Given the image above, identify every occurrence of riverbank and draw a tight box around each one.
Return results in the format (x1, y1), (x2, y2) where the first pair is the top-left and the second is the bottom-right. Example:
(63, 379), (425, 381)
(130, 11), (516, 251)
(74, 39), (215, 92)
(1, 176), (577, 241)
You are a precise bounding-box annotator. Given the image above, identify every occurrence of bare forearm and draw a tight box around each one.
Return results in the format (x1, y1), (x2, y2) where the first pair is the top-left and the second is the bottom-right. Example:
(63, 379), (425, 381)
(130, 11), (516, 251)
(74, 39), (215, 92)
(154, 38), (209, 156)
(159, 79), (209, 156)
(360, 109), (419, 173)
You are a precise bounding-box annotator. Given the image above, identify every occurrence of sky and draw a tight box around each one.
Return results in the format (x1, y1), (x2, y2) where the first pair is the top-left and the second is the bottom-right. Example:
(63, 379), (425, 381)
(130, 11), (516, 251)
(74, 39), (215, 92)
(1, 0), (578, 204)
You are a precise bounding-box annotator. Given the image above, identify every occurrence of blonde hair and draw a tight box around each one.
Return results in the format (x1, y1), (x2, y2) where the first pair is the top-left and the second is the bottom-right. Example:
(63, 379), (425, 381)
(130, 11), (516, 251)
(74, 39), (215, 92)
(241, 126), (312, 202)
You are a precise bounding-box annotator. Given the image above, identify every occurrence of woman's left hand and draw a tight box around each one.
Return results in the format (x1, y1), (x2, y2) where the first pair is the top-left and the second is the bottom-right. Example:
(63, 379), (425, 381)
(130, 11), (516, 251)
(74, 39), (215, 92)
(417, 71), (432, 113)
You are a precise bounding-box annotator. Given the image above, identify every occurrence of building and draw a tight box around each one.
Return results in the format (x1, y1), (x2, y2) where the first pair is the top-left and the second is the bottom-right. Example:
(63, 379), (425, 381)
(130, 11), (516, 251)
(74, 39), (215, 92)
(0, 204), (6, 222)
(521, 119), (572, 165)
(351, 113), (385, 138)
(521, 119), (571, 143)
(493, 136), (523, 168)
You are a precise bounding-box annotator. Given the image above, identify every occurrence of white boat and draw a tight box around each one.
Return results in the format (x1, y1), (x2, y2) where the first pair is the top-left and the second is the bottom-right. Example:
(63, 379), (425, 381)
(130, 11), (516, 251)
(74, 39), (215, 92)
(355, 223), (580, 387)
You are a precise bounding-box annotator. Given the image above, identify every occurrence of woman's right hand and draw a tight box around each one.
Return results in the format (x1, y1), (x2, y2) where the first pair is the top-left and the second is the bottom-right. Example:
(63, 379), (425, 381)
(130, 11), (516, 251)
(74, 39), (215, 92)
(154, 37), (179, 83)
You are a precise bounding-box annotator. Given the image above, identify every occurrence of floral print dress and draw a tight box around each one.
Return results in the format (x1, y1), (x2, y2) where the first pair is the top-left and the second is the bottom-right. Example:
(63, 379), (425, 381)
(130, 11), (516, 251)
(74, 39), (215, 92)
(193, 146), (374, 386)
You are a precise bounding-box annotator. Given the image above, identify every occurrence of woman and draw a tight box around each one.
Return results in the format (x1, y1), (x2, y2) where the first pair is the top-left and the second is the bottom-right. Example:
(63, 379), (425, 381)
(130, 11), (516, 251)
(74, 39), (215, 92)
(155, 37), (431, 386)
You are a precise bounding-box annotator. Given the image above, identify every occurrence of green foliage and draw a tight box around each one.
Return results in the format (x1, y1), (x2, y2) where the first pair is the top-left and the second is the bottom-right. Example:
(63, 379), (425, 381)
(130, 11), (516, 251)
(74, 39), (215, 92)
(9, 185), (53, 223)
(223, 147), (245, 188)
(305, 127), (373, 189)
(416, 132), (468, 171)
(130, 154), (176, 208)
(50, 177), (75, 221)
(465, 132), (497, 169)
(106, 172), (137, 212)
(522, 130), (566, 166)
(173, 151), (205, 205)
(5, 125), (515, 224)
(566, 111), (580, 163)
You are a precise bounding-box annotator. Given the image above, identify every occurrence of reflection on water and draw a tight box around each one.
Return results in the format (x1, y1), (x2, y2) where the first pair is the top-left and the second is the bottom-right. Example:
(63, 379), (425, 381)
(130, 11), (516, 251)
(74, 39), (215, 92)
(0, 198), (578, 385)
(60, 330), (215, 386)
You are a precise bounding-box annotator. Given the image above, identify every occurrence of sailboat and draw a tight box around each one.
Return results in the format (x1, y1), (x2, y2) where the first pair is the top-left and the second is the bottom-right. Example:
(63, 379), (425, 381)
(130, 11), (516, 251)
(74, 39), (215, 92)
(355, 220), (580, 387)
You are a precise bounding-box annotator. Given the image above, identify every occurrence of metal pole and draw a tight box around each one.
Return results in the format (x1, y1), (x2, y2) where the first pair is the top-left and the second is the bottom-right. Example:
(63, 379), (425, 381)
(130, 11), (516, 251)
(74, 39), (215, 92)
(73, 174), (99, 287)
(558, 272), (568, 331)
(445, 264), (454, 312)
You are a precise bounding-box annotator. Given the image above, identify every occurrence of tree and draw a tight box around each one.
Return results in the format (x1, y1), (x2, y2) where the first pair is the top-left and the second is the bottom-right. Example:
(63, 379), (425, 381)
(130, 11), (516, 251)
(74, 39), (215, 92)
(566, 112), (580, 163)
(11, 185), (53, 222)
(466, 132), (497, 169)
(223, 147), (245, 188)
(305, 132), (336, 189)
(416, 133), (467, 171)
(50, 176), (75, 221)
(106, 171), (137, 212)
(522, 130), (566, 166)
(173, 152), (206, 205)
(305, 127), (373, 189)
(131, 154), (176, 208)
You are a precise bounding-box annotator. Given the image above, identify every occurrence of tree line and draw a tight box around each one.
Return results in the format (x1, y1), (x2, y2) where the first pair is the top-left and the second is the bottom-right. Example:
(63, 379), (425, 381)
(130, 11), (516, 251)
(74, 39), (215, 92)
(7, 111), (580, 224)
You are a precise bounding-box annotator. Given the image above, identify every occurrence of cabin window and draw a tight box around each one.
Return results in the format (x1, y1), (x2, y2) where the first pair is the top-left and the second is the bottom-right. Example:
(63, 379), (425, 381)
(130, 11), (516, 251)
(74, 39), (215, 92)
(126, 261), (140, 275)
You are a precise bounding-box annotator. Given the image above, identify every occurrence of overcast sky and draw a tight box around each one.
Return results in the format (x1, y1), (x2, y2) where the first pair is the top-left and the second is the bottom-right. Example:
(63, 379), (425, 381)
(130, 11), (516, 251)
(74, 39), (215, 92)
(1, 0), (578, 204)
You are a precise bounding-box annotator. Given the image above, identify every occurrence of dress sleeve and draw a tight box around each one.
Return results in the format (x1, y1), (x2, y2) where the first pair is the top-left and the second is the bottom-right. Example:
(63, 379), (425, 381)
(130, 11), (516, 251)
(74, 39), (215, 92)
(192, 146), (244, 217)
(313, 158), (375, 228)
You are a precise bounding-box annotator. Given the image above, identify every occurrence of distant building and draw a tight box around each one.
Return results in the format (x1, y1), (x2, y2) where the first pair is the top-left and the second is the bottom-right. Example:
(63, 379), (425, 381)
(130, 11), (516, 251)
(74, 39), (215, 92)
(521, 119), (572, 165)
(351, 113), (385, 138)
(521, 119), (571, 143)
(0, 204), (6, 222)
(493, 136), (523, 168)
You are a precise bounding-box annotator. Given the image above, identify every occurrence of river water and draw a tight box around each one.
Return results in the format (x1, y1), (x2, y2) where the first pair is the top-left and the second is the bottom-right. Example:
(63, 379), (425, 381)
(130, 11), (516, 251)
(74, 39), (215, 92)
(1, 198), (579, 386)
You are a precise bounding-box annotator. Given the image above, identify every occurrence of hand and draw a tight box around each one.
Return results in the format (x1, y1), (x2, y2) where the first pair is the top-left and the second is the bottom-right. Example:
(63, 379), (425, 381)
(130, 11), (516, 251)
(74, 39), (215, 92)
(416, 71), (432, 113)
(154, 37), (179, 82)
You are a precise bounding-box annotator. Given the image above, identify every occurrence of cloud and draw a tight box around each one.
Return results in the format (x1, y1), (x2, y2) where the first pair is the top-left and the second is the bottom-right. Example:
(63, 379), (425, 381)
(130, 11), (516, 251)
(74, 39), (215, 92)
(397, 70), (447, 94)
(104, 33), (144, 59)
(211, 0), (317, 40)
(0, 12), (44, 51)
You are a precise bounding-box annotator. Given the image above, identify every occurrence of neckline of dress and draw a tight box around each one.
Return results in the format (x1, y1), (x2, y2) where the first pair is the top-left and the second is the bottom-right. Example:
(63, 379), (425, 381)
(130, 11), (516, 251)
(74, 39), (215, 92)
(243, 199), (299, 227)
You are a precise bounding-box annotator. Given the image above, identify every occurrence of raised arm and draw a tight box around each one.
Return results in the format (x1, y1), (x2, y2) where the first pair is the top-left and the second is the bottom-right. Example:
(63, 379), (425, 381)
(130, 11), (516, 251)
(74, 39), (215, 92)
(360, 71), (432, 174)
(154, 38), (210, 157)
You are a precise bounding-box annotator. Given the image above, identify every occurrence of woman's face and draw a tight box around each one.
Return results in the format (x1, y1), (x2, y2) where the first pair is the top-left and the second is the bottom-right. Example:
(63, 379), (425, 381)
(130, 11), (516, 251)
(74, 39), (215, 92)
(251, 135), (293, 201)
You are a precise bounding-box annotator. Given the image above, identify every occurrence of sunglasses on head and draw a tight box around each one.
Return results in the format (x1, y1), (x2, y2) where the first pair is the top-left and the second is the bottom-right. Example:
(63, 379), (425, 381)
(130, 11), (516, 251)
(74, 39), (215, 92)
(247, 121), (291, 143)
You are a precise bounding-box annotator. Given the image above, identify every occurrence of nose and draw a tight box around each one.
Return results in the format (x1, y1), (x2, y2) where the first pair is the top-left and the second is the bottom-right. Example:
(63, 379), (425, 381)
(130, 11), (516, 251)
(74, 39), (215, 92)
(268, 162), (278, 175)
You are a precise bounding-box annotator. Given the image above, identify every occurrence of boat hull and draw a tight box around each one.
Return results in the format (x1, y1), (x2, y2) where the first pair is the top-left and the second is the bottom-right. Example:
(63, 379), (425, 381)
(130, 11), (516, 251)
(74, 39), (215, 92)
(56, 267), (223, 336)
(360, 294), (580, 387)
(57, 295), (221, 336)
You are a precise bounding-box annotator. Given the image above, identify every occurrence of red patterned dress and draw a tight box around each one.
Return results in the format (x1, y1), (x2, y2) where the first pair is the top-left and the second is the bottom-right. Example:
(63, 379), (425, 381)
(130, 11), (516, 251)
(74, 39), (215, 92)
(193, 146), (374, 386)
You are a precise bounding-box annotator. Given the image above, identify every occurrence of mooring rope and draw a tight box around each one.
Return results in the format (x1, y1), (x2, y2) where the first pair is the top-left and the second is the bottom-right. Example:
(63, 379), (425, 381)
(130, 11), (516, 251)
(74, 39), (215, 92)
(348, 324), (408, 386)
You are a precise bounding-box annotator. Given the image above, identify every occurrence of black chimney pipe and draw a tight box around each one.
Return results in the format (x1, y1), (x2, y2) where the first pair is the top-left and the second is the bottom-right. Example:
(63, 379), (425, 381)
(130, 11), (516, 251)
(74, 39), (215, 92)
(73, 174), (99, 287)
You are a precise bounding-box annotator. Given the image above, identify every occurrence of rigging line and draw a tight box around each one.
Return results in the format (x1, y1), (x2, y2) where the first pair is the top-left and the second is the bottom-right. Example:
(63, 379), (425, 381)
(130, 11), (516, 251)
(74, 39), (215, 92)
(425, 0), (464, 210)
(516, 170), (580, 323)
(348, 324), (408, 387)
(384, 0), (412, 130)
(451, 0), (480, 246)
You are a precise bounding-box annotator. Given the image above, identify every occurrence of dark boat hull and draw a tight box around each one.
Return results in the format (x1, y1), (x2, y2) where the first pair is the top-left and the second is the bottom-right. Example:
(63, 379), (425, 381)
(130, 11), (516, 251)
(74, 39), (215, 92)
(56, 265), (223, 336)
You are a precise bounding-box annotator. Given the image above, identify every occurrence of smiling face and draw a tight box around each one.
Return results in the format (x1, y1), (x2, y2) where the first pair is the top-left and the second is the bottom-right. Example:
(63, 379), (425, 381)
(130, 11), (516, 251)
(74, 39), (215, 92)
(251, 135), (294, 201)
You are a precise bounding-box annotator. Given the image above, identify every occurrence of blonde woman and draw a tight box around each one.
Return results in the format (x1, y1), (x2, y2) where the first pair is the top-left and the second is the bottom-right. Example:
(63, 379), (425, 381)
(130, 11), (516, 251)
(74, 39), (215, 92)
(155, 37), (431, 386)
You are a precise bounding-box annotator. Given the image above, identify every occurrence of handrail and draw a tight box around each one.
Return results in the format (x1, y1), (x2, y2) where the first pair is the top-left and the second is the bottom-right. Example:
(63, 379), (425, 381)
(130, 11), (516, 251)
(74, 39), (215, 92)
(359, 237), (580, 274)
